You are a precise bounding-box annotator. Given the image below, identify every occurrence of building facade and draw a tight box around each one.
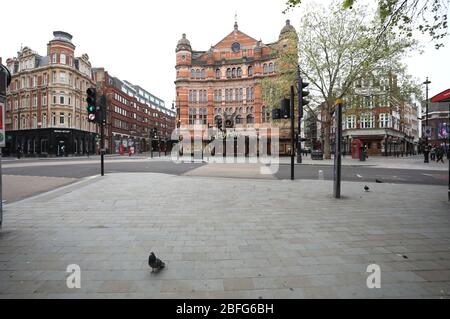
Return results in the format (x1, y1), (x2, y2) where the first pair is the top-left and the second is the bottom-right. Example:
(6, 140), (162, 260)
(3, 31), (97, 156)
(340, 74), (419, 156)
(421, 95), (450, 148)
(92, 68), (175, 154)
(174, 20), (298, 155)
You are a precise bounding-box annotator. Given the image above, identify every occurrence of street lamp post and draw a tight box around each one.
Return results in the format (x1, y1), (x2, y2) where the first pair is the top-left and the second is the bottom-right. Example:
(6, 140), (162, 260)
(172, 98), (181, 159)
(423, 77), (431, 163)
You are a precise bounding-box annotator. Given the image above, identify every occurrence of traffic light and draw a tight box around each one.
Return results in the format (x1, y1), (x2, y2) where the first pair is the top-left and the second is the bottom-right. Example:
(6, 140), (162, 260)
(99, 94), (107, 125)
(298, 77), (309, 118)
(216, 118), (223, 130)
(86, 87), (97, 122)
(272, 108), (281, 120)
(281, 98), (290, 118)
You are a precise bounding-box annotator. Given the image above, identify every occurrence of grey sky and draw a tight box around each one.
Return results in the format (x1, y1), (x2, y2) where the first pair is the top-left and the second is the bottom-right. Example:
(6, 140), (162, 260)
(1, 0), (449, 110)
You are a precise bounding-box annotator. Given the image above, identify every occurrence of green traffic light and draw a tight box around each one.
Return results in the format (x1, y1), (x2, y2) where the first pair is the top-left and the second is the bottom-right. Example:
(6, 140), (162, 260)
(87, 105), (95, 112)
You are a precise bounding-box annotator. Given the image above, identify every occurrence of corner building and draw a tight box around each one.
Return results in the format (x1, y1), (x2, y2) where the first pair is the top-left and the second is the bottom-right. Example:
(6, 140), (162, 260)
(175, 20), (297, 155)
(4, 31), (97, 157)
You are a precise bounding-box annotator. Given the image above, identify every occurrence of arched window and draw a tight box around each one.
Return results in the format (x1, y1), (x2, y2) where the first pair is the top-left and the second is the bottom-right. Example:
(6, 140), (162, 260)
(226, 68), (232, 78)
(235, 115), (243, 124)
(239, 107), (243, 114)
(248, 66), (253, 76)
(201, 69), (205, 79)
(246, 114), (254, 125)
(215, 69), (221, 79)
(191, 69), (195, 78)
(195, 69), (201, 79)
(262, 106), (267, 122)
(269, 63), (274, 73)
(232, 68), (236, 78)
(237, 68), (242, 77)
(263, 64), (268, 74)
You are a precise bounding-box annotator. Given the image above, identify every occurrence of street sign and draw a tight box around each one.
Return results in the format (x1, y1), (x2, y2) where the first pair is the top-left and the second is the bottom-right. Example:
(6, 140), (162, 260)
(423, 126), (432, 138)
(0, 98), (5, 147)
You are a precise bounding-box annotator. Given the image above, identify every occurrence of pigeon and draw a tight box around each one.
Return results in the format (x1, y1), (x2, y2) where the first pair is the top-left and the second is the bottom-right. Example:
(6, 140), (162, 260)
(148, 252), (165, 272)
(364, 185), (370, 192)
(375, 179), (383, 183)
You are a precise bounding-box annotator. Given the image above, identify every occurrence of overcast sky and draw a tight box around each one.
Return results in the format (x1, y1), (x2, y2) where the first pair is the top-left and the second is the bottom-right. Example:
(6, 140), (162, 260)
(1, 0), (449, 109)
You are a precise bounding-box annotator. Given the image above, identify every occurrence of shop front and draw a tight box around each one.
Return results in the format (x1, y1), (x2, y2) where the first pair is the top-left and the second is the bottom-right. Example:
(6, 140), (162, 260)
(3, 128), (97, 157)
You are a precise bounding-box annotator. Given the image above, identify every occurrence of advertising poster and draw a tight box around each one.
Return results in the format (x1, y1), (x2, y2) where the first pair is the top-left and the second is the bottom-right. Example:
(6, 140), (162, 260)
(438, 124), (449, 139)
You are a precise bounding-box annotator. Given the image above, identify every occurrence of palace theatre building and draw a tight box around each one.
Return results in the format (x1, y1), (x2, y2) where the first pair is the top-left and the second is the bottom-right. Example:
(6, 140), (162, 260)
(175, 20), (297, 155)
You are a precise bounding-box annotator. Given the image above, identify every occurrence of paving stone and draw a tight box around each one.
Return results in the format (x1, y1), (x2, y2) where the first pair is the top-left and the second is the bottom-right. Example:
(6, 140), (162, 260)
(223, 278), (255, 291)
(1, 173), (449, 298)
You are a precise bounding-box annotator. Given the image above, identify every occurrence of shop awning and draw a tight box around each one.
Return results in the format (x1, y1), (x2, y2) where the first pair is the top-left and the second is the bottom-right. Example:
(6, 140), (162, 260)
(431, 88), (450, 102)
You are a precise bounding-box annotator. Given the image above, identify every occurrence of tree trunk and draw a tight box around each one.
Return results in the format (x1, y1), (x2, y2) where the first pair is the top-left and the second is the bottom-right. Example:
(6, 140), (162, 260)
(323, 121), (332, 159)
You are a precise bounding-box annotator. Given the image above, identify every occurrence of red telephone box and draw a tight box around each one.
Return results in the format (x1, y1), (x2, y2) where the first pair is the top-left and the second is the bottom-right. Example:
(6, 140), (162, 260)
(351, 139), (363, 159)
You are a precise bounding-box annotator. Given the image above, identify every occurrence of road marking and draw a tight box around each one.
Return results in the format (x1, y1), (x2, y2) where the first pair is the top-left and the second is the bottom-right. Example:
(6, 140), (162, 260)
(356, 174), (363, 178)
(318, 170), (324, 180)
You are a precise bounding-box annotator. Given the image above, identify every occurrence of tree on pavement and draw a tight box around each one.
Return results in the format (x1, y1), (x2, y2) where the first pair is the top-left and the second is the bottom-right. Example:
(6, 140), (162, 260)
(284, 0), (449, 49)
(263, 1), (418, 159)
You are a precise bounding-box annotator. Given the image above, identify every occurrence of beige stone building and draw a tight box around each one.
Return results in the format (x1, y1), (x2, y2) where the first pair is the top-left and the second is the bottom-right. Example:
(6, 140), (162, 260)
(4, 31), (97, 156)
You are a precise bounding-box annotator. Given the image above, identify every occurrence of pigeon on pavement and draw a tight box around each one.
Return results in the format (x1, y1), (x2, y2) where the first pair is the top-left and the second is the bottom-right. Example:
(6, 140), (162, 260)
(148, 252), (165, 272)
(364, 185), (370, 192)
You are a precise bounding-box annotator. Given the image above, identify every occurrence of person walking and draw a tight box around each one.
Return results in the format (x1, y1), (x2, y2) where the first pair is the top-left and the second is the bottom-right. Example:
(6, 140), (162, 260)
(430, 146), (436, 161)
(436, 146), (445, 163)
(16, 145), (22, 159)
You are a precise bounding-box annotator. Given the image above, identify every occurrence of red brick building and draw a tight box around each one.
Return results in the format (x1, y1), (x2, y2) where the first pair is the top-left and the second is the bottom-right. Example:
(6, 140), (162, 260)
(174, 20), (297, 155)
(93, 68), (176, 154)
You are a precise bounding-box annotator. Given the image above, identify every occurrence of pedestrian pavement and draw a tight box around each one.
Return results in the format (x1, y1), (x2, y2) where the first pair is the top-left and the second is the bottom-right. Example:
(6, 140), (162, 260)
(2, 175), (78, 203)
(275, 155), (449, 171)
(1, 172), (449, 299)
